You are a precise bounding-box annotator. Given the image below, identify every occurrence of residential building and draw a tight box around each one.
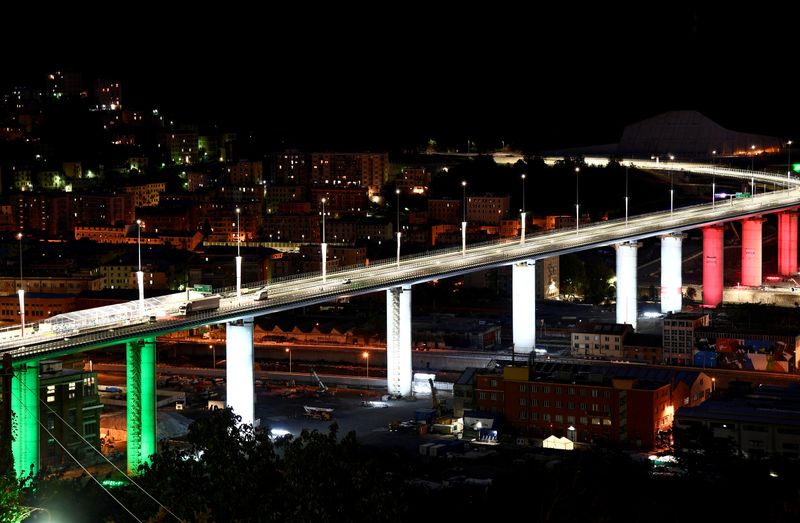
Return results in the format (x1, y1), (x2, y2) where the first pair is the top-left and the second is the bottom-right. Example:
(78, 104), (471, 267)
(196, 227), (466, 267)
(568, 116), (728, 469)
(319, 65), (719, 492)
(428, 199), (461, 224)
(125, 183), (166, 208)
(623, 333), (664, 363)
(467, 194), (510, 225)
(94, 79), (122, 110)
(38, 359), (102, 470)
(663, 312), (710, 364)
(571, 322), (633, 359)
(0, 293), (78, 324)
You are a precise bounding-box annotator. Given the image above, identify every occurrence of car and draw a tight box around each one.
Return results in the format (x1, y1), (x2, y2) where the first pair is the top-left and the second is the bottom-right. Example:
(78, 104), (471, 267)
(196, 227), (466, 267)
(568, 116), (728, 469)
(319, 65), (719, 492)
(342, 279), (351, 285)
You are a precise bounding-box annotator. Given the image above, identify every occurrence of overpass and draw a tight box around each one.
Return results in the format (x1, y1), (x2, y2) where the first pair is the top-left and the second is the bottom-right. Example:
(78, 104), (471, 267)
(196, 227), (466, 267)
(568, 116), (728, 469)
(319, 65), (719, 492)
(2, 161), (799, 476)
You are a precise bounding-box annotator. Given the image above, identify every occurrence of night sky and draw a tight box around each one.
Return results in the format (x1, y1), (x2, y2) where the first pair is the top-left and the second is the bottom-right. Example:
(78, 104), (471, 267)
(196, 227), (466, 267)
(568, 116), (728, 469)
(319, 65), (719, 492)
(4, 7), (797, 150)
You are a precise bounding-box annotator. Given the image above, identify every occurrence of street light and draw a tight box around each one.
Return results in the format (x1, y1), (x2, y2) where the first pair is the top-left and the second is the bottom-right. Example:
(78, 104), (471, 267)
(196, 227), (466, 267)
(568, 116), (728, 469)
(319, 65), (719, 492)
(320, 198), (327, 282)
(136, 219), (144, 317)
(520, 173), (527, 242)
(285, 347), (292, 374)
(461, 181), (467, 256)
(395, 188), (401, 267)
(362, 351), (369, 378)
(209, 344), (215, 369)
(235, 207), (242, 300)
(787, 140), (793, 185)
(750, 144), (756, 172)
(575, 167), (580, 234)
(624, 167), (629, 227)
(670, 171), (674, 216)
(712, 150), (717, 208)
(17, 232), (25, 337)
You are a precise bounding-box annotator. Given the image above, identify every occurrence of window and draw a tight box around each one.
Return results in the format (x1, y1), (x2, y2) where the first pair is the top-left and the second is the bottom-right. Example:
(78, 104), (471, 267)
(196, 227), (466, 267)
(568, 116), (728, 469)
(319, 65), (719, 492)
(591, 418), (601, 425)
(568, 402), (575, 410)
(532, 399), (538, 407)
(519, 384), (527, 392)
(478, 392), (486, 400)
(519, 411), (528, 420)
(490, 380), (498, 387)
(532, 412), (539, 421)
(580, 403), (587, 410)
(519, 398), (527, 406)
(543, 400), (550, 408)
(83, 419), (97, 436)
(555, 401), (562, 408)
(603, 391), (611, 399)
(568, 387), (575, 395)
(602, 419), (612, 426)
(555, 387), (562, 395)
(543, 386), (551, 394)
(543, 414), (551, 422)
(591, 389), (599, 397)
(592, 404), (599, 412)
(580, 389), (587, 397)
(46, 413), (55, 430)
(47, 395), (55, 403)
(580, 417), (588, 425)
(68, 382), (76, 391)
(567, 416), (576, 424)
(490, 393), (497, 401)
(555, 415), (563, 423)
(47, 385), (55, 394)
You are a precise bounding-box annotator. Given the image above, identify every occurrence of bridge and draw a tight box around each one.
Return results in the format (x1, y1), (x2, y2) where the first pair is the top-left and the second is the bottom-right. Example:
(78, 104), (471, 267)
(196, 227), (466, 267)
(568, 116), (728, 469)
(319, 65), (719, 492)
(2, 160), (799, 476)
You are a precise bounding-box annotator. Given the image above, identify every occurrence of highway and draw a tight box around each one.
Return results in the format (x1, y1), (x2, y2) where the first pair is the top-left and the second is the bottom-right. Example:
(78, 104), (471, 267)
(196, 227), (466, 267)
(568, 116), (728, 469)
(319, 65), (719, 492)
(2, 163), (799, 363)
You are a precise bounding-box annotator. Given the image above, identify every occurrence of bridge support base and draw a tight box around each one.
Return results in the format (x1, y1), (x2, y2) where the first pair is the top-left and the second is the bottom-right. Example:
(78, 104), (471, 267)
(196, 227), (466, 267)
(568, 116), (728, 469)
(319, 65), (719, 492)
(386, 286), (412, 397)
(660, 234), (684, 314)
(742, 217), (765, 287)
(512, 260), (536, 353)
(616, 242), (640, 329)
(778, 211), (798, 276)
(127, 337), (156, 475)
(703, 224), (725, 308)
(11, 360), (39, 478)
(226, 317), (255, 426)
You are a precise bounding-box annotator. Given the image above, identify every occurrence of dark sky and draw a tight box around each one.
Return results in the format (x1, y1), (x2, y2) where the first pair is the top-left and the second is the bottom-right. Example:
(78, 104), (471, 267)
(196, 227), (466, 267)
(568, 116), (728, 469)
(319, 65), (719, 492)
(3, 6), (797, 150)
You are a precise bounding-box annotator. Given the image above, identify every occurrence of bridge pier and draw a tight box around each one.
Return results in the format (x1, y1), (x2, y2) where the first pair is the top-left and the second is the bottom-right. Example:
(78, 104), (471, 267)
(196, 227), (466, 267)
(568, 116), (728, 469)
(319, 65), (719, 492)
(386, 286), (412, 397)
(742, 216), (765, 287)
(615, 242), (640, 329)
(778, 211), (798, 276)
(512, 260), (536, 353)
(660, 234), (684, 314)
(126, 337), (157, 475)
(11, 360), (39, 478)
(226, 317), (255, 426)
(703, 224), (725, 307)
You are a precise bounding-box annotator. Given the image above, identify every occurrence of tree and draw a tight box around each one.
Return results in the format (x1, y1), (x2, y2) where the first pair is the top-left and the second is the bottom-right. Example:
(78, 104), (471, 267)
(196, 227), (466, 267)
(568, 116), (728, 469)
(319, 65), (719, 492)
(0, 472), (26, 523)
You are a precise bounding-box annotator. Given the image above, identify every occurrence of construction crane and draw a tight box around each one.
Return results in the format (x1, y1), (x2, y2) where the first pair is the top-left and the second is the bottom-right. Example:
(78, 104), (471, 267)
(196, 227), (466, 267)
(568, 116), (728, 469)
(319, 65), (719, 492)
(429, 378), (440, 413)
(311, 368), (328, 395)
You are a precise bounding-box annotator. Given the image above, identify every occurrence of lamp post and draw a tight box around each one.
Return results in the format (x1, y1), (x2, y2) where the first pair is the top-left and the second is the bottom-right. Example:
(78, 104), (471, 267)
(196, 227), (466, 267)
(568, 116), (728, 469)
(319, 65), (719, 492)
(395, 189), (401, 268)
(520, 173), (527, 243)
(285, 347), (292, 373)
(712, 150), (717, 208)
(209, 344), (215, 369)
(751, 144), (756, 172)
(670, 171), (674, 216)
(624, 167), (629, 227)
(17, 232), (25, 337)
(461, 180), (467, 256)
(575, 167), (580, 234)
(136, 219), (145, 317)
(788, 140), (793, 186)
(362, 351), (369, 378)
(320, 198), (327, 282)
(235, 207), (242, 300)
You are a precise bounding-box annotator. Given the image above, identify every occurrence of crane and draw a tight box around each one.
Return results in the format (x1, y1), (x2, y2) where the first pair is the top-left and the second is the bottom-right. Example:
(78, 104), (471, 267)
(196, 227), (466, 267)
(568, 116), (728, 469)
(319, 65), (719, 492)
(429, 378), (440, 413)
(311, 368), (328, 395)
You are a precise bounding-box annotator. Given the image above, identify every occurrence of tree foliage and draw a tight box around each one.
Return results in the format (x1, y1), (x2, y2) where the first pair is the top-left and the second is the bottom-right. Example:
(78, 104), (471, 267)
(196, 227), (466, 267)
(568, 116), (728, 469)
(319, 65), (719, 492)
(128, 408), (402, 522)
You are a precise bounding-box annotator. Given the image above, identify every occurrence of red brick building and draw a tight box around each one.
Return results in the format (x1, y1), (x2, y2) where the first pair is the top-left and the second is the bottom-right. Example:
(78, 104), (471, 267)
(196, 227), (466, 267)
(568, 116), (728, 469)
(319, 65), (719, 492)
(473, 365), (676, 449)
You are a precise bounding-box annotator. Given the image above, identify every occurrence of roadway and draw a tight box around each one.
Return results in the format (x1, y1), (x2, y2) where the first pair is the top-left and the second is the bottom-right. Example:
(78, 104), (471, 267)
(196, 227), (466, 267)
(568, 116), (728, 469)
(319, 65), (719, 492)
(2, 163), (800, 363)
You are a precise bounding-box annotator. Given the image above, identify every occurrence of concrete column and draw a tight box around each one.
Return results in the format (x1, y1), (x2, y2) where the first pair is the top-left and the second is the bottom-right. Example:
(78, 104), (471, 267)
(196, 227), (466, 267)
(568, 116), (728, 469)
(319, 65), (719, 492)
(512, 260), (536, 353)
(615, 242), (640, 329)
(126, 337), (157, 475)
(461, 221), (467, 255)
(235, 255), (242, 300)
(660, 234), (684, 314)
(11, 361), (39, 478)
(703, 224), (725, 308)
(125, 338), (157, 475)
(386, 285), (412, 397)
(778, 211), (798, 276)
(741, 216), (765, 287)
(226, 317), (255, 426)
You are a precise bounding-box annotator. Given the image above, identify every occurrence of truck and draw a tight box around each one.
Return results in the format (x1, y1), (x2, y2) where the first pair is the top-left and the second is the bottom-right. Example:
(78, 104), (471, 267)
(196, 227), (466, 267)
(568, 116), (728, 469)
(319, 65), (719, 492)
(254, 287), (269, 301)
(178, 295), (221, 315)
